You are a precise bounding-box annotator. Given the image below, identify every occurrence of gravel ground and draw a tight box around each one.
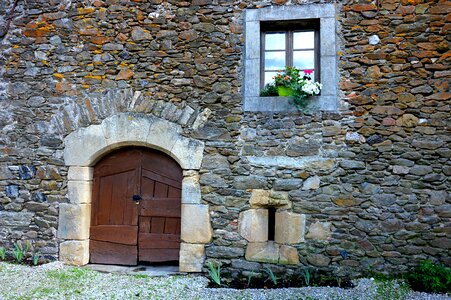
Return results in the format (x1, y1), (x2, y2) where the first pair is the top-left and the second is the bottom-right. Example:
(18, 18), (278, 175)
(0, 262), (449, 300)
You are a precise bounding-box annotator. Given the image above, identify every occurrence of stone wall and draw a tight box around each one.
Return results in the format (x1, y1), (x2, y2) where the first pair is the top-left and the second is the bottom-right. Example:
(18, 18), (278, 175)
(0, 0), (449, 276)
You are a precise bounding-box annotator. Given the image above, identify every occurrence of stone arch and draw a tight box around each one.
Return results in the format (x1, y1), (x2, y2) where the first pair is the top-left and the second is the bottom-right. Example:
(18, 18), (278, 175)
(58, 113), (211, 272)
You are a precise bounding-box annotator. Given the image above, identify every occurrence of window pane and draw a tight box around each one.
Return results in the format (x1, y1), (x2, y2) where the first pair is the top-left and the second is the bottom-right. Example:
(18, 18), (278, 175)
(293, 31), (315, 49)
(265, 33), (286, 50)
(264, 51), (286, 71)
(293, 50), (315, 70)
(264, 71), (278, 85)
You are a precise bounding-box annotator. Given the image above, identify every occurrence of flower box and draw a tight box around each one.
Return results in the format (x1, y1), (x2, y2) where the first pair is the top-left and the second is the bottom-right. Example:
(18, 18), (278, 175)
(277, 86), (295, 97)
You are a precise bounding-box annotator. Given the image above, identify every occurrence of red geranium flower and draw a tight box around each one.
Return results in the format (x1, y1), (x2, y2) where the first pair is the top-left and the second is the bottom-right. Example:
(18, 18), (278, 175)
(304, 69), (313, 75)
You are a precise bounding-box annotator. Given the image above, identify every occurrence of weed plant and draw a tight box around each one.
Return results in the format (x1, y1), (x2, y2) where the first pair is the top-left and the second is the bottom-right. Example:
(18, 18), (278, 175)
(406, 260), (451, 294)
(208, 262), (221, 286)
(0, 247), (5, 260)
(12, 242), (27, 263)
(302, 267), (311, 286)
(32, 252), (41, 266)
(264, 267), (280, 285)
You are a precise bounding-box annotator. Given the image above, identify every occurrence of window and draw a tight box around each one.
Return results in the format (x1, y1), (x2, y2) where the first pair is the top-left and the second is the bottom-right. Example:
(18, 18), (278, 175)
(244, 4), (338, 112)
(261, 20), (320, 87)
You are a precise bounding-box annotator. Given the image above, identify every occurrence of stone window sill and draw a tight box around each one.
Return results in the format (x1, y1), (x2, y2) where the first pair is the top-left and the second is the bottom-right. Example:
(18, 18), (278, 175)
(243, 95), (338, 112)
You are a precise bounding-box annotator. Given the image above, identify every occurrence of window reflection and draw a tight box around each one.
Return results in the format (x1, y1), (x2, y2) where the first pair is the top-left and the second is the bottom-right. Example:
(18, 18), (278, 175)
(265, 33), (286, 50)
(293, 50), (315, 70)
(293, 31), (315, 49)
(264, 51), (286, 71)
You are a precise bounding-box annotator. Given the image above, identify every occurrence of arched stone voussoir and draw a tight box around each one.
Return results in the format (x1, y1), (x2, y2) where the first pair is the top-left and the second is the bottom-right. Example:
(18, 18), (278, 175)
(64, 113), (204, 170)
(64, 124), (109, 167)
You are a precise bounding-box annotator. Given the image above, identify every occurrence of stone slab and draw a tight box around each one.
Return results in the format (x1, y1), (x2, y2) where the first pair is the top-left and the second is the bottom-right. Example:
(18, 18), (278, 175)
(306, 221), (332, 240)
(245, 241), (279, 264)
(67, 180), (92, 204)
(181, 204), (212, 244)
(279, 245), (299, 265)
(239, 209), (268, 242)
(102, 113), (152, 147)
(246, 156), (336, 172)
(68, 167), (93, 181)
(171, 137), (204, 170)
(249, 189), (290, 208)
(58, 204), (91, 240)
(60, 240), (89, 266)
(64, 124), (108, 166)
(275, 211), (305, 244)
(146, 118), (181, 155)
(179, 243), (205, 272)
(182, 172), (201, 204)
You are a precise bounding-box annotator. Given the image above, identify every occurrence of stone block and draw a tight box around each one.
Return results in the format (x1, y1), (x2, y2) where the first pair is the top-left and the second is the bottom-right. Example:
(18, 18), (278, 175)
(306, 221), (332, 240)
(181, 204), (212, 244)
(244, 58), (260, 97)
(147, 118), (181, 155)
(246, 156), (336, 172)
(58, 204), (91, 240)
(67, 181), (92, 204)
(245, 241), (279, 264)
(275, 211), (305, 244)
(179, 243), (205, 272)
(171, 137), (205, 170)
(64, 124), (108, 166)
(320, 17), (336, 56)
(59, 240), (89, 266)
(307, 254), (331, 267)
(102, 114), (152, 146)
(239, 209), (268, 242)
(0, 211), (33, 228)
(68, 167), (93, 181)
(279, 245), (299, 265)
(206, 246), (244, 258)
(182, 173), (201, 204)
(249, 190), (290, 208)
(302, 175), (320, 190)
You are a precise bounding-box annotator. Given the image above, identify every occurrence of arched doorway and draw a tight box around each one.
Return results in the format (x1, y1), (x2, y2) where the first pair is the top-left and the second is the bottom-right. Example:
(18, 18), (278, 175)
(89, 147), (182, 265)
(59, 114), (211, 271)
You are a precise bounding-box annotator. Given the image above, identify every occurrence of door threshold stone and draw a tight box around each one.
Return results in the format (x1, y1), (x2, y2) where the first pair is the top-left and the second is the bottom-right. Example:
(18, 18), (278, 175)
(84, 264), (182, 276)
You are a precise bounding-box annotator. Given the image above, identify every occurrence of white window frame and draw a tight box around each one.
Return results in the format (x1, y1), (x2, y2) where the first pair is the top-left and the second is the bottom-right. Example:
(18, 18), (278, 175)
(244, 4), (338, 112)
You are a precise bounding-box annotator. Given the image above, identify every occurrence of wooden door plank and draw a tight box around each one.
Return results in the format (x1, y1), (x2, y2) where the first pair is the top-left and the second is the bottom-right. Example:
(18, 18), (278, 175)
(141, 150), (183, 183)
(139, 233), (180, 248)
(142, 169), (182, 189)
(164, 218), (179, 234)
(109, 173), (127, 225)
(139, 249), (179, 262)
(94, 149), (142, 177)
(150, 217), (165, 233)
(90, 240), (137, 265)
(140, 177), (155, 199)
(154, 182), (168, 197)
(124, 169), (140, 226)
(139, 217), (151, 233)
(97, 176), (113, 224)
(140, 199), (181, 217)
(91, 177), (100, 226)
(90, 225), (137, 245)
(168, 186), (181, 198)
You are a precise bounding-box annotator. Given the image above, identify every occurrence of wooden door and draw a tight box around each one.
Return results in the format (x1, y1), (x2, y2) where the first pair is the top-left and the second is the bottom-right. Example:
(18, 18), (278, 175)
(90, 148), (182, 265)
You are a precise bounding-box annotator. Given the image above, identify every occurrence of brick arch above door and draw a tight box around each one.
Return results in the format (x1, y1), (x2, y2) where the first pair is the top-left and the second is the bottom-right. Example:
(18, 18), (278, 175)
(58, 113), (211, 272)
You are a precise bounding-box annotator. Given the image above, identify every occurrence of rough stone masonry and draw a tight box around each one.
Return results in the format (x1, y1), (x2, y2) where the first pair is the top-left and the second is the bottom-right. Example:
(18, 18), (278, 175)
(0, 0), (449, 277)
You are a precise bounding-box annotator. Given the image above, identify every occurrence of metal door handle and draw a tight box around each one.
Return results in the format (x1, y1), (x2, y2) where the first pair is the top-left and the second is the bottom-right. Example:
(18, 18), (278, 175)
(132, 195), (142, 205)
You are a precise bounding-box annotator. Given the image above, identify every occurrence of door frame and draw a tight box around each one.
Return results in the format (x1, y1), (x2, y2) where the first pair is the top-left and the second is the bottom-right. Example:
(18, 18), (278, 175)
(58, 114), (212, 272)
